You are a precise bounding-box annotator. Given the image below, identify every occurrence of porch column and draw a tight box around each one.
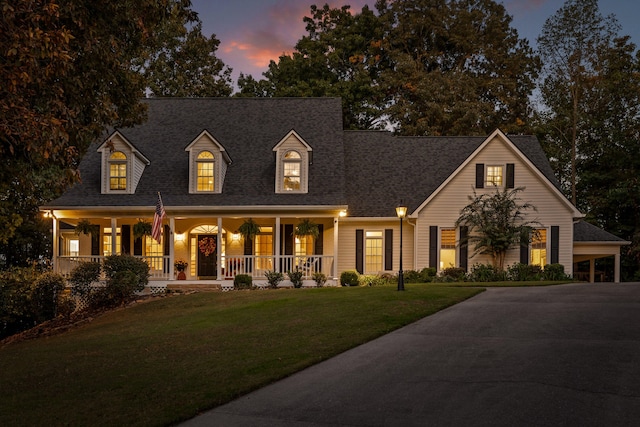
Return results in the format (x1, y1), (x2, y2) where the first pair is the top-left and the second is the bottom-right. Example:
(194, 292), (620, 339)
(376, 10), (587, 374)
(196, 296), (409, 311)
(217, 217), (223, 280)
(169, 217), (175, 278)
(589, 258), (596, 283)
(275, 217), (281, 273)
(333, 217), (339, 278)
(614, 253), (621, 283)
(110, 218), (117, 255)
(52, 216), (59, 274)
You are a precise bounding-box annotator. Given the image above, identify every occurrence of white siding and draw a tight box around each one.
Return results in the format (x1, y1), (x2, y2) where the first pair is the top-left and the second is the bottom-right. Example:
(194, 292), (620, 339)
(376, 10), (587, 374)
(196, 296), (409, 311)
(415, 136), (576, 275)
(274, 134), (310, 193)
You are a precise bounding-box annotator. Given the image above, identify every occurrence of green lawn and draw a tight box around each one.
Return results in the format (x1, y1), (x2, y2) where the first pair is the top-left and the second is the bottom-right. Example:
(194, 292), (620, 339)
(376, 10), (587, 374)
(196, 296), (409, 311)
(0, 285), (483, 427)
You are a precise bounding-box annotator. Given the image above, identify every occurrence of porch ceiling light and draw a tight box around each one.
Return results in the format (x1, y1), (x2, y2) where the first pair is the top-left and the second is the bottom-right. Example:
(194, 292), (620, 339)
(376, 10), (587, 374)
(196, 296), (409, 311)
(339, 210), (347, 218)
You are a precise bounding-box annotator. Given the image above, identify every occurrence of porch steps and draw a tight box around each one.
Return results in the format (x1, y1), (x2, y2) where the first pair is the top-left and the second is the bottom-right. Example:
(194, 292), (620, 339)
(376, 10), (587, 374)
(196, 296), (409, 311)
(166, 283), (229, 293)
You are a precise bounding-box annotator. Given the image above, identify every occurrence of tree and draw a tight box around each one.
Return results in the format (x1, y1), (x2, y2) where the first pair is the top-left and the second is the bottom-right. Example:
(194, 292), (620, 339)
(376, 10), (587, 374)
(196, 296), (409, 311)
(455, 187), (540, 271)
(142, 21), (233, 97)
(0, 0), (197, 245)
(536, 0), (620, 205)
(238, 4), (385, 129)
(375, 0), (540, 135)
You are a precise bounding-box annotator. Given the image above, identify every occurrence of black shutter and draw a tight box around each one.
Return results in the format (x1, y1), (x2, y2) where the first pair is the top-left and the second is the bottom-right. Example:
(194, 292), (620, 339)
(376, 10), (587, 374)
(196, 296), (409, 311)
(384, 229), (393, 271)
(459, 226), (468, 272)
(121, 225), (130, 255)
(355, 229), (364, 274)
(284, 224), (294, 255)
(506, 163), (515, 188)
(91, 227), (100, 256)
(314, 224), (324, 255)
(244, 236), (253, 255)
(163, 225), (170, 255)
(520, 233), (529, 265)
(551, 226), (560, 264)
(476, 164), (484, 188)
(134, 237), (142, 256)
(429, 226), (438, 268)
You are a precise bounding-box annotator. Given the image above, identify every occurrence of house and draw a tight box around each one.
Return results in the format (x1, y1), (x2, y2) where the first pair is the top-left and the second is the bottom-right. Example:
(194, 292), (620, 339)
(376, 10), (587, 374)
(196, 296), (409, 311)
(41, 98), (628, 286)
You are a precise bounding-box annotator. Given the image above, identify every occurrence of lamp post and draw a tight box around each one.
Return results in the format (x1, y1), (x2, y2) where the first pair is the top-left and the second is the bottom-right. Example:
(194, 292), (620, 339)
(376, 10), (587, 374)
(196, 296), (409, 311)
(396, 204), (407, 291)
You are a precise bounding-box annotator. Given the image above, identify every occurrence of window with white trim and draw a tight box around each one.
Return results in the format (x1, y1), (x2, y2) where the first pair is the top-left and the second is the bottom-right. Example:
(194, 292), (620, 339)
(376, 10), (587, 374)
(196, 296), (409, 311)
(196, 151), (215, 192)
(485, 165), (503, 187)
(440, 228), (456, 270)
(531, 229), (547, 267)
(365, 231), (383, 273)
(109, 151), (127, 190)
(283, 150), (302, 191)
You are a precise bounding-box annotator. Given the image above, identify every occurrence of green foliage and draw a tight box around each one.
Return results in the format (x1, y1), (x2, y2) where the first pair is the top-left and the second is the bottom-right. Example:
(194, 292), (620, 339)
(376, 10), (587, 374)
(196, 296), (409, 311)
(312, 271), (327, 287)
(133, 220), (153, 239)
(359, 274), (393, 287)
(294, 219), (320, 239)
(96, 255), (149, 307)
(233, 274), (253, 290)
(1, 0), (200, 244)
(435, 267), (467, 283)
(456, 187), (540, 271)
(264, 270), (284, 289)
(340, 270), (360, 287)
(0, 267), (66, 338)
(468, 264), (506, 282)
(68, 261), (101, 298)
(31, 272), (65, 323)
(237, 218), (261, 243)
(287, 269), (304, 288)
(543, 264), (569, 281)
(506, 263), (542, 281)
(403, 268), (437, 283)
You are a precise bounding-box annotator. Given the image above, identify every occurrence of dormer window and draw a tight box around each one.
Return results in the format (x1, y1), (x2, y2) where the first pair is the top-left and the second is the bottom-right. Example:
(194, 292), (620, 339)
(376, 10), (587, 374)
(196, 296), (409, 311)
(109, 151), (128, 191)
(283, 150), (302, 191)
(196, 151), (215, 192)
(273, 130), (311, 194)
(186, 130), (231, 194)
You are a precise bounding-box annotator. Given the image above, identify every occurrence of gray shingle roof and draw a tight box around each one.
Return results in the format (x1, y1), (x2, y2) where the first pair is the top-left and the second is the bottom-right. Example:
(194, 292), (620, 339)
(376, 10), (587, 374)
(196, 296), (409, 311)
(47, 98), (346, 209)
(46, 98), (563, 220)
(574, 221), (629, 243)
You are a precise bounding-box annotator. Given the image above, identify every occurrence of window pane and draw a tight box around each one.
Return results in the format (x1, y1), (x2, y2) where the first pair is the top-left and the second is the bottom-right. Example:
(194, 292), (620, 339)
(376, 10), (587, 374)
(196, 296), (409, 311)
(109, 163), (127, 190)
(365, 234), (383, 273)
(440, 229), (456, 269)
(486, 166), (503, 187)
(531, 229), (547, 267)
(197, 161), (214, 191)
(145, 236), (163, 271)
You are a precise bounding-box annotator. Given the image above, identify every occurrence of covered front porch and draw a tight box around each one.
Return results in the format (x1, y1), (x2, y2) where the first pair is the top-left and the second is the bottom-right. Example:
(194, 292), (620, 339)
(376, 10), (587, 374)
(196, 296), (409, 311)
(48, 207), (347, 285)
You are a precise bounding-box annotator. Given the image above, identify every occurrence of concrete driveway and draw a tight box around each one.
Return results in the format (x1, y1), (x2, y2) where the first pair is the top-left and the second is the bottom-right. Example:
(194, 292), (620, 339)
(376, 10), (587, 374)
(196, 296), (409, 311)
(180, 283), (640, 426)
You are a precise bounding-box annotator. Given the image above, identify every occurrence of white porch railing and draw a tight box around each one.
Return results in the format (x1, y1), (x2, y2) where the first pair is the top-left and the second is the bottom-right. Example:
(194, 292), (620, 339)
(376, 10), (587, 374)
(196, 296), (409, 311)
(56, 255), (334, 280)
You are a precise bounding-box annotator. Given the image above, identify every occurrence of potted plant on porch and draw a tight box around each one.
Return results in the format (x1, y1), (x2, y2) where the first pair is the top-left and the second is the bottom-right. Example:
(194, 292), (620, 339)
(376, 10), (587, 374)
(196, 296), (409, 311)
(133, 219), (153, 240)
(294, 218), (320, 240)
(237, 218), (261, 242)
(174, 258), (188, 280)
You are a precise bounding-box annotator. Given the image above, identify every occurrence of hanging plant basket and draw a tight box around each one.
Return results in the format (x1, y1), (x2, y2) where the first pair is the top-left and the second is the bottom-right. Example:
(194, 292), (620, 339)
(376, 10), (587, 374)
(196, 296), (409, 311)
(295, 219), (319, 239)
(133, 220), (153, 239)
(238, 218), (261, 242)
(74, 219), (95, 236)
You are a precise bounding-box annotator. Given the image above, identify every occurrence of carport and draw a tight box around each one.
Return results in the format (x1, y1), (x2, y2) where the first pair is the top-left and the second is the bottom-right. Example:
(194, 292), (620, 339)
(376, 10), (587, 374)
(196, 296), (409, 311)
(573, 221), (630, 282)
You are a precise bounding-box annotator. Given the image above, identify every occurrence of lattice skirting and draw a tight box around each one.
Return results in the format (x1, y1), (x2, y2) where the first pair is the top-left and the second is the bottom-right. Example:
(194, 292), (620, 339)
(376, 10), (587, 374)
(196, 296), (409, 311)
(71, 283), (167, 312)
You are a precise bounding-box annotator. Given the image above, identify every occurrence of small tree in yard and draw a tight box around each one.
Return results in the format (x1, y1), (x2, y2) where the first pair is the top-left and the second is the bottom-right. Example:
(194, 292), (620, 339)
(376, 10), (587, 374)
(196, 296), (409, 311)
(456, 187), (540, 271)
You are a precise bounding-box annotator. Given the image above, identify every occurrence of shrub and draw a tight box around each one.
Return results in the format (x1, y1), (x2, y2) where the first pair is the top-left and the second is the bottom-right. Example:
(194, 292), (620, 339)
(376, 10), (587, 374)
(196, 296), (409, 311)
(287, 269), (303, 288)
(359, 274), (392, 287)
(68, 261), (101, 298)
(312, 271), (327, 287)
(31, 272), (66, 323)
(95, 255), (149, 307)
(419, 267), (437, 282)
(468, 264), (497, 282)
(543, 263), (568, 281)
(340, 270), (359, 287)
(506, 263), (541, 281)
(0, 267), (38, 338)
(234, 274), (253, 290)
(264, 270), (284, 289)
(439, 267), (467, 282)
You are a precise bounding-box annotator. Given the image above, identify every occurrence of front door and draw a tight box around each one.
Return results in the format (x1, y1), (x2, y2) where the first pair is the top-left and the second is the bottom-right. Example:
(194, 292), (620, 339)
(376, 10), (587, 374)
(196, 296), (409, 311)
(197, 234), (217, 278)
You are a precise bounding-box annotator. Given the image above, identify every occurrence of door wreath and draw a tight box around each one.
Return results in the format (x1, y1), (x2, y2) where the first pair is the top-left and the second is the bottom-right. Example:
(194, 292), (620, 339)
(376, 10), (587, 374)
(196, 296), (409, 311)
(198, 237), (217, 257)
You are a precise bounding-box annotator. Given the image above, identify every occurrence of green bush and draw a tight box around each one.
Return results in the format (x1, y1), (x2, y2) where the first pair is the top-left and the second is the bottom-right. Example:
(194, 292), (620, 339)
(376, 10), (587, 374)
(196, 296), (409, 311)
(340, 270), (359, 287)
(264, 270), (284, 289)
(506, 263), (542, 281)
(312, 271), (327, 287)
(31, 272), (66, 323)
(94, 255), (149, 307)
(0, 267), (38, 338)
(359, 274), (392, 287)
(468, 264), (497, 282)
(287, 269), (303, 288)
(543, 263), (568, 280)
(234, 274), (253, 290)
(68, 261), (101, 298)
(434, 267), (467, 282)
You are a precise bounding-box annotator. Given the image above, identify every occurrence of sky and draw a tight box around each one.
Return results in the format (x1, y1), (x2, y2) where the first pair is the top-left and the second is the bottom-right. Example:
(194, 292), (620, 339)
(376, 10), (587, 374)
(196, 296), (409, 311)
(190, 0), (640, 89)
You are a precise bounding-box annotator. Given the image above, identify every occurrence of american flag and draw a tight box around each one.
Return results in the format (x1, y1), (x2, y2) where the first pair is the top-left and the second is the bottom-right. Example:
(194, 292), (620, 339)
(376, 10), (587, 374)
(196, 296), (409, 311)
(152, 192), (165, 243)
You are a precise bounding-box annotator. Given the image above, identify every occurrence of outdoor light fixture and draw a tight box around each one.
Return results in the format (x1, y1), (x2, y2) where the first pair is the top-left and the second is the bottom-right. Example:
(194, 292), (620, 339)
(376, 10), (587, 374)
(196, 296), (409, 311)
(231, 232), (240, 242)
(396, 204), (407, 291)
